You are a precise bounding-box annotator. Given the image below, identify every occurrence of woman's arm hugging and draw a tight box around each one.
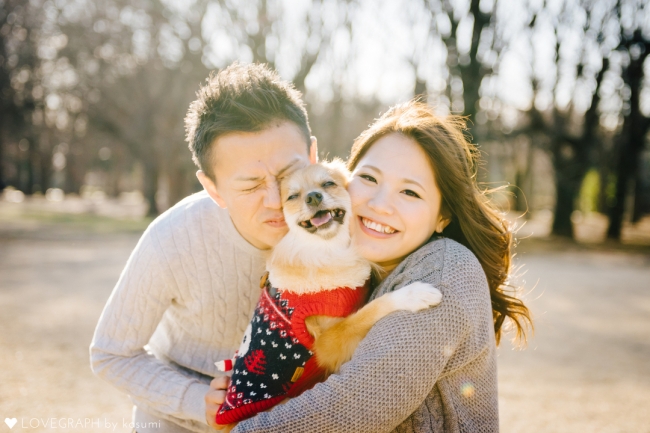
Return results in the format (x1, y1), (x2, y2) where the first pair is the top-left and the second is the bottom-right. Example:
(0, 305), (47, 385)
(232, 238), (497, 433)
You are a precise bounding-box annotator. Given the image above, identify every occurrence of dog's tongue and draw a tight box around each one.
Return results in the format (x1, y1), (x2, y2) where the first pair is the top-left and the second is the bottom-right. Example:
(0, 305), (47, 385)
(310, 211), (332, 228)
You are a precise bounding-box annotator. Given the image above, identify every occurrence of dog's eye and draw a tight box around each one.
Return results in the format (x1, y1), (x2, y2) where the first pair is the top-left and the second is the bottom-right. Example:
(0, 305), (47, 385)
(287, 193), (299, 201)
(322, 181), (336, 188)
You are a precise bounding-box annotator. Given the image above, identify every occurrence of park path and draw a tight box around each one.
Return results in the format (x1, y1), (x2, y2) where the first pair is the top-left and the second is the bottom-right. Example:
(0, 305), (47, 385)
(498, 245), (650, 432)
(0, 220), (648, 432)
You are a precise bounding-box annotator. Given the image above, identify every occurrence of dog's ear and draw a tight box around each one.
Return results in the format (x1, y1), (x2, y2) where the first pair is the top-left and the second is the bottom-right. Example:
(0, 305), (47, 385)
(322, 158), (351, 187)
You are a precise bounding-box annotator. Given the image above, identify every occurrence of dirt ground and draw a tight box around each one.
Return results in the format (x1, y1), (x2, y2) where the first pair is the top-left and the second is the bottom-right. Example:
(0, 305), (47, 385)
(0, 205), (649, 432)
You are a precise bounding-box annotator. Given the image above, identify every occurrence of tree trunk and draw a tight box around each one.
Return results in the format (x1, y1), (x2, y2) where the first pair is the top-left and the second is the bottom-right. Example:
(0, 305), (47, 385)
(414, 77), (427, 101)
(631, 155), (650, 223)
(606, 154), (630, 239)
(606, 35), (648, 239)
(552, 170), (576, 237)
(459, 0), (491, 129)
(143, 162), (159, 217)
(0, 118), (5, 192)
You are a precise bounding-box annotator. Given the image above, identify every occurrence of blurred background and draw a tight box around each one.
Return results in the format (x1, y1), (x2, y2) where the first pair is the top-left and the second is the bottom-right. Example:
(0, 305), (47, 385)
(0, 0), (649, 432)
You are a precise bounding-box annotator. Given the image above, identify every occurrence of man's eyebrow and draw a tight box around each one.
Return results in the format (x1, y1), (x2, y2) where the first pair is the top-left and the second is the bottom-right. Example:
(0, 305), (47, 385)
(274, 158), (301, 177)
(360, 164), (425, 189)
(233, 158), (302, 182)
(234, 175), (264, 182)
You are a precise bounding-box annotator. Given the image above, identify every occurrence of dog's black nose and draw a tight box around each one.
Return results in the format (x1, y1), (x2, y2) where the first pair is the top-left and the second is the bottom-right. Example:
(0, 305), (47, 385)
(305, 191), (323, 207)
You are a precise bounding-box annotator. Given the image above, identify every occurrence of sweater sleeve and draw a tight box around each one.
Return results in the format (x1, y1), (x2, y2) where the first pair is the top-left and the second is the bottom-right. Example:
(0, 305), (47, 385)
(89, 225), (211, 425)
(233, 242), (479, 433)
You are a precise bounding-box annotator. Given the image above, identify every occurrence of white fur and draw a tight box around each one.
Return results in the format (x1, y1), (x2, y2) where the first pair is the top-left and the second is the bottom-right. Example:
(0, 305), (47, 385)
(383, 282), (442, 312)
(268, 226), (371, 293)
(268, 162), (371, 294)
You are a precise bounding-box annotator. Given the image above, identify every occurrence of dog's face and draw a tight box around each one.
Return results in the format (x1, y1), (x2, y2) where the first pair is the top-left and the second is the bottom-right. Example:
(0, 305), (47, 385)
(281, 161), (351, 240)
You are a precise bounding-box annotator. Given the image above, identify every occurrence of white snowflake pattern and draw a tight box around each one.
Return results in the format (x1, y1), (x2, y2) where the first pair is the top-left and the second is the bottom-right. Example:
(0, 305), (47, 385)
(293, 353), (301, 359)
(271, 341), (278, 348)
(272, 374), (279, 380)
(260, 383), (267, 388)
(250, 391), (256, 396)
(285, 342), (292, 349)
(279, 353), (286, 360)
(260, 340), (266, 345)
(247, 381), (253, 386)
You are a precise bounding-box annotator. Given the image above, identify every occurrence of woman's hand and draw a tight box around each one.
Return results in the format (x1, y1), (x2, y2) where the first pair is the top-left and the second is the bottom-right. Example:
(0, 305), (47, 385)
(205, 375), (236, 431)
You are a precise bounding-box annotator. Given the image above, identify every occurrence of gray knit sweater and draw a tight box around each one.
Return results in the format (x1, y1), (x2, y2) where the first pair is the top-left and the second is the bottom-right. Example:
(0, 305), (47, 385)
(233, 237), (499, 433)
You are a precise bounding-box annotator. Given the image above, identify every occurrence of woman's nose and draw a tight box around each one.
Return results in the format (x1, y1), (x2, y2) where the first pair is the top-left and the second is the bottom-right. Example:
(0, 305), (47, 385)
(367, 188), (393, 215)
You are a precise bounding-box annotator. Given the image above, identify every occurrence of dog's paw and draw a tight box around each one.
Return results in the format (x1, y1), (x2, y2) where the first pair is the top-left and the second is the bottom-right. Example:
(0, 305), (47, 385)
(385, 281), (442, 312)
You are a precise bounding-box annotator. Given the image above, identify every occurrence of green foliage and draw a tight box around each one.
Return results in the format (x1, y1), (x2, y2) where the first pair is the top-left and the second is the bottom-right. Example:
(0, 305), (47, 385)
(578, 169), (600, 214)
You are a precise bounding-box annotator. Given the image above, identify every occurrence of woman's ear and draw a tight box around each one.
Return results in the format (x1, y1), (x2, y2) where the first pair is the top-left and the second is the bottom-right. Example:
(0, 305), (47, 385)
(435, 217), (451, 233)
(435, 206), (452, 233)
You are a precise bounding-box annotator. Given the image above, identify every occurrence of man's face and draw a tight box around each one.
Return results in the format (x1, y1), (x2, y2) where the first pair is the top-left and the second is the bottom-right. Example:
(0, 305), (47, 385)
(198, 121), (316, 250)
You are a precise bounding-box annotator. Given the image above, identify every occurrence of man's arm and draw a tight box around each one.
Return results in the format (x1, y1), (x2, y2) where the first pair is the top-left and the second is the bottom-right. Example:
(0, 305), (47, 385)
(90, 226), (211, 424)
(231, 289), (473, 433)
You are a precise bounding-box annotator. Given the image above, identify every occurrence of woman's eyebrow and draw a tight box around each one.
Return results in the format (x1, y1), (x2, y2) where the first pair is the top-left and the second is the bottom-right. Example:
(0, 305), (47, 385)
(361, 164), (381, 173)
(403, 178), (425, 190)
(361, 164), (424, 190)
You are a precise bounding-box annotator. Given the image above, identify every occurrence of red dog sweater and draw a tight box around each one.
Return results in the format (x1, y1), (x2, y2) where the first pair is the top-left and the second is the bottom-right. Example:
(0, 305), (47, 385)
(215, 274), (369, 425)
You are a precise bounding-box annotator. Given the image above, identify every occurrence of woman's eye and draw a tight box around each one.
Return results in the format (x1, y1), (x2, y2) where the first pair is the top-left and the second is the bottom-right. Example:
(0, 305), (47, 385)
(287, 193), (299, 201)
(402, 189), (421, 198)
(322, 181), (336, 188)
(359, 174), (377, 183)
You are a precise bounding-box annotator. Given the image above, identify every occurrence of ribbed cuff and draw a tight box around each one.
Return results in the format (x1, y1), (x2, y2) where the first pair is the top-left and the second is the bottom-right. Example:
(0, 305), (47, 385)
(216, 395), (285, 425)
(181, 381), (212, 425)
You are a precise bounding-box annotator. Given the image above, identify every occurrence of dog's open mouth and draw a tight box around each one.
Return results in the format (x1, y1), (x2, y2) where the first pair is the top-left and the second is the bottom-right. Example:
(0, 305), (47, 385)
(299, 209), (346, 231)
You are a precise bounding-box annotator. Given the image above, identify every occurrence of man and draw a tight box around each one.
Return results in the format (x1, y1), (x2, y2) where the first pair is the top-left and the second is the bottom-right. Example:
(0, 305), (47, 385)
(90, 62), (317, 433)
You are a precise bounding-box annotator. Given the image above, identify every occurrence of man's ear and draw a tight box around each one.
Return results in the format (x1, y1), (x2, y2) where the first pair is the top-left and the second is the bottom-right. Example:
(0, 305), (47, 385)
(197, 170), (227, 209)
(309, 136), (318, 164)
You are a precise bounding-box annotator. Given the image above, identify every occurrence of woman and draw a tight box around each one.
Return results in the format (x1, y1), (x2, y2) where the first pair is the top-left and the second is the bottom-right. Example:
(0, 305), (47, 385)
(227, 100), (532, 432)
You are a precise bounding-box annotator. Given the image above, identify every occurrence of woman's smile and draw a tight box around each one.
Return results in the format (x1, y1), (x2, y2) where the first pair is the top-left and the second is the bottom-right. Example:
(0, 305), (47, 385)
(347, 132), (446, 272)
(358, 216), (399, 236)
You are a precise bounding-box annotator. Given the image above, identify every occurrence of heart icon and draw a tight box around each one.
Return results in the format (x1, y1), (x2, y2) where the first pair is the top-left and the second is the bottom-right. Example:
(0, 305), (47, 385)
(4, 418), (17, 429)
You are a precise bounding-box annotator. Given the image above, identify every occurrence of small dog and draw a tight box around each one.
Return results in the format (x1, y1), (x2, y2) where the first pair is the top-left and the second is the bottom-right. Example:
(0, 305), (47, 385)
(214, 161), (442, 425)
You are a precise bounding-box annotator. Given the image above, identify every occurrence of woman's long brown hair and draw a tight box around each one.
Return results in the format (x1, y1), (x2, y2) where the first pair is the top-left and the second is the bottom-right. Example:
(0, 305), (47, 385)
(348, 101), (532, 345)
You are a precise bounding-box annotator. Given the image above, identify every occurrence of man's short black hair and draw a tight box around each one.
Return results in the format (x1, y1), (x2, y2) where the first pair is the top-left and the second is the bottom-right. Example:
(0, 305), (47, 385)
(185, 62), (312, 180)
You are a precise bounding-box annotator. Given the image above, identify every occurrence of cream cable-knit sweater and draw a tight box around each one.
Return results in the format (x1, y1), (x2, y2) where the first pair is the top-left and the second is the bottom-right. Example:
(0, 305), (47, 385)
(90, 191), (268, 433)
(232, 236), (499, 433)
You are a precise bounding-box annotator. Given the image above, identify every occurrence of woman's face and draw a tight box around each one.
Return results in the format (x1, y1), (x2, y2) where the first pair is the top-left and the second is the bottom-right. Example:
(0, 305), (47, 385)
(348, 133), (446, 271)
